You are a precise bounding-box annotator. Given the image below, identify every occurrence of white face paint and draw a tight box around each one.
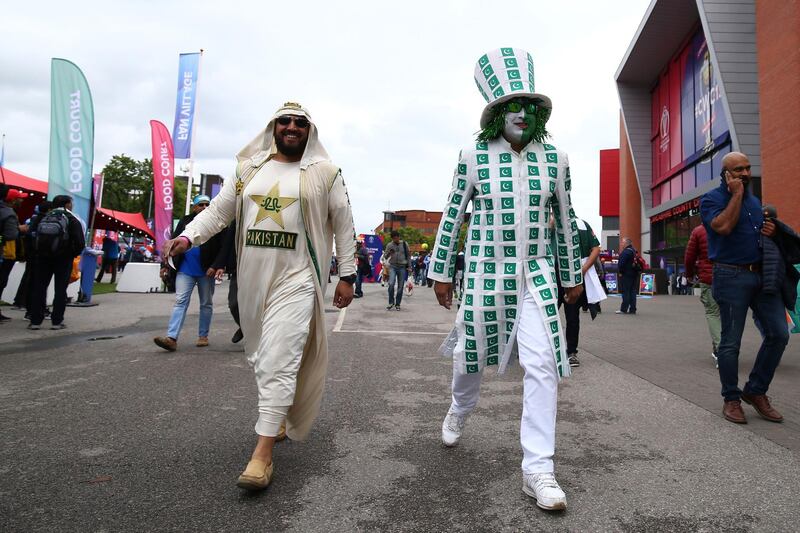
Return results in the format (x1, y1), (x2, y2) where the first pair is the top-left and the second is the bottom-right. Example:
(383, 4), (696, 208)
(502, 109), (527, 145)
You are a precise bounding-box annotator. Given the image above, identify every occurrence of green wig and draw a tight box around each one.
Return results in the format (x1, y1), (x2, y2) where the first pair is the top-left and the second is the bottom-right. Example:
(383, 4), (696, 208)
(476, 102), (551, 144)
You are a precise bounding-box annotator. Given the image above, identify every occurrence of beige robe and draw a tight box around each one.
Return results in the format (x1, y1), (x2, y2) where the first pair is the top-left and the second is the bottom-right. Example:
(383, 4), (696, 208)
(180, 107), (356, 440)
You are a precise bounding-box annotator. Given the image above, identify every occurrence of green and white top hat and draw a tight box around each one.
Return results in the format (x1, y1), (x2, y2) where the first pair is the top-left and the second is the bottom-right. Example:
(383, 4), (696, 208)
(474, 47), (552, 128)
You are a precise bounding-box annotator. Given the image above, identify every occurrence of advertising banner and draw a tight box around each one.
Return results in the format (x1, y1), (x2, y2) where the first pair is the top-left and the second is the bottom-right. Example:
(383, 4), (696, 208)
(171, 52), (201, 159)
(150, 120), (175, 254)
(363, 234), (384, 282)
(639, 273), (655, 295)
(48, 58), (94, 226)
(604, 272), (618, 293)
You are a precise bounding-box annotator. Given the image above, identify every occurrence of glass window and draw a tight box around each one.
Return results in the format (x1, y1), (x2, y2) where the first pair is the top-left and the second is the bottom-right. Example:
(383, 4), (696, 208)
(682, 166), (696, 194)
(696, 155), (712, 186)
(662, 182), (671, 204)
(671, 175), (682, 199)
(653, 183), (662, 208)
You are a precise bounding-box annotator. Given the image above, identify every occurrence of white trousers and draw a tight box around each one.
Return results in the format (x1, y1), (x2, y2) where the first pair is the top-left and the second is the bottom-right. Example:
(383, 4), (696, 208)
(450, 285), (558, 473)
(252, 273), (315, 437)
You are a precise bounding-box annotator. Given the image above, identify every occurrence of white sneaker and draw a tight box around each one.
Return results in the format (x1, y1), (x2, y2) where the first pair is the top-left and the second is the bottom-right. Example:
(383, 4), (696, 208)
(522, 472), (567, 511)
(441, 410), (466, 447)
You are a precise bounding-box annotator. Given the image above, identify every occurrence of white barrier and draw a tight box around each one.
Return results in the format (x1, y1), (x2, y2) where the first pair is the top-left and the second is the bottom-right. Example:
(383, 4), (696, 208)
(1, 261), (80, 304)
(116, 263), (162, 293)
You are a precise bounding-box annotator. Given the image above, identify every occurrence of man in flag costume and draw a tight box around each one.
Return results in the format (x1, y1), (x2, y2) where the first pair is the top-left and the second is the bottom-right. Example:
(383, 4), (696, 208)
(164, 102), (357, 491)
(430, 48), (583, 511)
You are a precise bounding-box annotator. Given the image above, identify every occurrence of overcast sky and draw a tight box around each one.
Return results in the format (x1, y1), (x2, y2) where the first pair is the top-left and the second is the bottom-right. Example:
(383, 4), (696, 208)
(1, 0), (651, 235)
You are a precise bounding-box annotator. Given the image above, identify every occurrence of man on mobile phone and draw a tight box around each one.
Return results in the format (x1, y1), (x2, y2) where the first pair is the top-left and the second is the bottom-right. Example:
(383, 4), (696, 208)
(700, 151), (787, 425)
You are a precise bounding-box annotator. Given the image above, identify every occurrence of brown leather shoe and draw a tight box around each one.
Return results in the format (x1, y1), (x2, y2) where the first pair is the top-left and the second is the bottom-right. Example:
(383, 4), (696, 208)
(722, 400), (747, 424)
(154, 336), (177, 352)
(196, 336), (209, 347)
(741, 393), (783, 422)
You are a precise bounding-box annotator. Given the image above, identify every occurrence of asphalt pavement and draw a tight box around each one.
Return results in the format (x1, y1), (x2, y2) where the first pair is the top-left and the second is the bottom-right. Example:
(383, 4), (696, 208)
(1, 279), (799, 532)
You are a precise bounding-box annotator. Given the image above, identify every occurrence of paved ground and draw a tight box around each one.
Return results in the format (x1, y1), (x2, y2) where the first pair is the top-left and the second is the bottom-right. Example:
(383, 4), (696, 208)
(1, 280), (799, 531)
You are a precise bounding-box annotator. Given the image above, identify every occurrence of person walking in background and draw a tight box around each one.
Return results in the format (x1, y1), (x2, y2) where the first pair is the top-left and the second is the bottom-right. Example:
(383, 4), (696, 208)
(95, 235), (120, 283)
(554, 217), (602, 368)
(700, 151), (789, 425)
(354, 240), (370, 298)
(0, 186), (28, 322)
(153, 195), (226, 351)
(382, 230), (411, 310)
(14, 200), (51, 316)
(616, 238), (638, 315)
(212, 220), (243, 343)
(685, 224), (720, 367)
(28, 195), (85, 330)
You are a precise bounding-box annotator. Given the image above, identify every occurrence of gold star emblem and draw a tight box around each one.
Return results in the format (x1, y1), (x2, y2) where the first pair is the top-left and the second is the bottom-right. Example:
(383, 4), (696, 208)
(249, 182), (298, 229)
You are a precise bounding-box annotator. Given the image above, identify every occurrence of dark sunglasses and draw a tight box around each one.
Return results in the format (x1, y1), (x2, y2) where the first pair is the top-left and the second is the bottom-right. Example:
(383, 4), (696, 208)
(506, 101), (538, 114)
(276, 116), (310, 128)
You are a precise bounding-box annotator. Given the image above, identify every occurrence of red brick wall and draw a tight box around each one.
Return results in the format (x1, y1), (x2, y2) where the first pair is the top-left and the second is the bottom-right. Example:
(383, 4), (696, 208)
(619, 113), (642, 251)
(757, 0), (800, 227)
(373, 210), (443, 235)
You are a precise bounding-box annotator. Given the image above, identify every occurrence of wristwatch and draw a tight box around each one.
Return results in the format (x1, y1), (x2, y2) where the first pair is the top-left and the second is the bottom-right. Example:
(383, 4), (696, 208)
(339, 274), (357, 284)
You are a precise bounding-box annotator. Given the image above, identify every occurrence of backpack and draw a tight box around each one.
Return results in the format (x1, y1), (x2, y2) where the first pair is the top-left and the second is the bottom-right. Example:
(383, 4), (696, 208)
(35, 210), (70, 257)
(632, 252), (646, 272)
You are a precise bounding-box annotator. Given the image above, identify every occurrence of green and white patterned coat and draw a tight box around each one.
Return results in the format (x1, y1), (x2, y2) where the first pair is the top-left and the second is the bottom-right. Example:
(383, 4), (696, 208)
(429, 137), (583, 378)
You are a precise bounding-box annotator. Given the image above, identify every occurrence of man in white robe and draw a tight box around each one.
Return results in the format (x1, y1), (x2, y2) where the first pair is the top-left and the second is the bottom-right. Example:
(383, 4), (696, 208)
(429, 48), (584, 511)
(163, 102), (357, 491)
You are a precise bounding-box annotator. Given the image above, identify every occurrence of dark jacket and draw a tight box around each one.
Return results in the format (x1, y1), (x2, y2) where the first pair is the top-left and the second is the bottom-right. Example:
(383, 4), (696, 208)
(57, 208), (86, 259)
(618, 244), (637, 278)
(0, 201), (19, 243)
(761, 218), (800, 311)
(685, 225), (712, 285)
(211, 221), (236, 274)
(355, 246), (370, 276)
(169, 213), (226, 272)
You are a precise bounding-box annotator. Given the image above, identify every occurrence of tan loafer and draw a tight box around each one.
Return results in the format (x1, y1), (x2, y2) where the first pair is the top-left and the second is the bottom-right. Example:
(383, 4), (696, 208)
(236, 458), (273, 490)
(196, 336), (209, 347)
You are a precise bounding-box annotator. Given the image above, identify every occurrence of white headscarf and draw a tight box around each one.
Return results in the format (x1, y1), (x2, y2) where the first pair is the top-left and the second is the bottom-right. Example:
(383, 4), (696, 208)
(236, 102), (330, 170)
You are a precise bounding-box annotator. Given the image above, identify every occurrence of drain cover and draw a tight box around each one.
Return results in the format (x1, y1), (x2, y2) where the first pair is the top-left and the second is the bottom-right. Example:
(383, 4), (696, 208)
(88, 335), (124, 341)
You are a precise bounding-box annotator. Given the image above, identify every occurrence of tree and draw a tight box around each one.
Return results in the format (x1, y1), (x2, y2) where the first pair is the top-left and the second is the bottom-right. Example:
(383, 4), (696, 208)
(100, 154), (153, 215)
(100, 154), (188, 221)
(378, 226), (439, 251)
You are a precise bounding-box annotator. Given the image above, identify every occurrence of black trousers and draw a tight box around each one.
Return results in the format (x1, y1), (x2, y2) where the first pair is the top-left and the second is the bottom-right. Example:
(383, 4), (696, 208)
(558, 285), (587, 355)
(620, 275), (638, 313)
(228, 273), (240, 326)
(0, 259), (16, 301)
(14, 260), (33, 307)
(30, 255), (73, 326)
(95, 258), (118, 283)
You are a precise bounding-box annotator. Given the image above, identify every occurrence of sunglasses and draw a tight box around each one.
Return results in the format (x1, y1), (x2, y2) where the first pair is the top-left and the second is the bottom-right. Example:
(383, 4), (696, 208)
(506, 101), (539, 114)
(276, 116), (310, 128)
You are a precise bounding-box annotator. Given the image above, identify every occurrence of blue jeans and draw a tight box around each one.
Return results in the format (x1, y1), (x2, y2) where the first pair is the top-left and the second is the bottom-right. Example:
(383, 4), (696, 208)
(387, 265), (407, 306)
(712, 265), (789, 401)
(167, 272), (215, 340)
(355, 271), (365, 296)
(619, 275), (637, 313)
